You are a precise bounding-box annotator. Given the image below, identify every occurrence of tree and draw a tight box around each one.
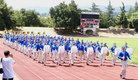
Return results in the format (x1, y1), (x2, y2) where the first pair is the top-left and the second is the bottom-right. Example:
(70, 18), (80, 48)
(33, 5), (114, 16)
(0, 0), (16, 30)
(39, 15), (54, 27)
(134, 2), (138, 12)
(90, 2), (99, 12)
(132, 19), (138, 32)
(126, 7), (133, 19)
(99, 11), (108, 28)
(50, 0), (80, 29)
(116, 2), (128, 28)
(25, 10), (41, 26)
(68, 0), (81, 29)
(129, 11), (138, 29)
(13, 10), (25, 26)
(106, 1), (116, 27)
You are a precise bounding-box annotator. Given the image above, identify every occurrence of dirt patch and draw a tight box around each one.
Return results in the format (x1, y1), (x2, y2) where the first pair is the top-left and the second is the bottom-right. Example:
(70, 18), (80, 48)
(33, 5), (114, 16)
(1, 27), (138, 38)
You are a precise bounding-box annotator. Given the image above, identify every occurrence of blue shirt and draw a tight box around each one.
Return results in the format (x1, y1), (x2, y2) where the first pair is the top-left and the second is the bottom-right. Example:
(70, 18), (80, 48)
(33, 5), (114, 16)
(118, 51), (131, 60)
(51, 45), (56, 50)
(79, 45), (84, 51)
(36, 43), (40, 51)
(110, 46), (117, 53)
(98, 46), (103, 53)
(40, 43), (44, 50)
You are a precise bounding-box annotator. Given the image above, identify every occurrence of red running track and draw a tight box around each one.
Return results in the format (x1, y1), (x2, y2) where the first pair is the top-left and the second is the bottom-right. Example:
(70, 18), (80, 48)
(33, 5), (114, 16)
(0, 39), (138, 80)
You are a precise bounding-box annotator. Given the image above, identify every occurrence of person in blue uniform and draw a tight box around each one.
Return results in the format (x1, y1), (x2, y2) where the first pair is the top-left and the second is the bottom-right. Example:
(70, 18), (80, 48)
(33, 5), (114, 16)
(27, 40), (32, 57)
(86, 43), (94, 65)
(57, 41), (65, 66)
(98, 42), (103, 54)
(118, 46), (132, 79)
(90, 43), (95, 63)
(125, 42), (129, 49)
(103, 43), (108, 60)
(98, 42), (104, 66)
(79, 43), (84, 63)
(43, 40), (51, 66)
(38, 40), (44, 63)
(23, 39), (27, 55)
(83, 43), (87, 60)
(93, 42), (97, 60)
(52, 42), (56, 63)
(110, 43), (117, 65)
(34, 41), (40, 61)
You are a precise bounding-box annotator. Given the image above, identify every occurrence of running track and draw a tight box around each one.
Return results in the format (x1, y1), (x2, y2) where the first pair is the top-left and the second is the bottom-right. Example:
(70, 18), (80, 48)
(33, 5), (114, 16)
(0, 39), (138, 80)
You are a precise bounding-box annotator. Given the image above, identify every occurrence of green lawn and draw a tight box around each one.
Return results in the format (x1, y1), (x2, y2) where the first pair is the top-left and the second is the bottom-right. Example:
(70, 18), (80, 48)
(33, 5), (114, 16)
(75, 37), (138, 64)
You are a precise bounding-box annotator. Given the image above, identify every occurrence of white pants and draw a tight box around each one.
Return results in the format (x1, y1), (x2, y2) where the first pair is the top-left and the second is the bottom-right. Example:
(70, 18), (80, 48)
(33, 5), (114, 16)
(57, 53), (65, 64)
(69, 52), (75, 64)
(27, 47), (32, 57)
(52, 50), (57, 62)
(13, 42), (18, 50)
(63, 51), (67, 62)
(23, 46), (27, 55)
(18, 44), (22, 51)
(112, 53), (116, 65)
(33, 49), (37, 60)
(79, 51), (83, 62)
(86, 53), (94, 64)
(38, 50), (43, 62)
(49, 50), (52, 58)
(103, 54), (106, 62)
(100, 53), (105, 65)
(121, 60), (127, 78)
(21, 45), (24, 53)
(84, 51), (87, 60)
(43, 52), (48, 65)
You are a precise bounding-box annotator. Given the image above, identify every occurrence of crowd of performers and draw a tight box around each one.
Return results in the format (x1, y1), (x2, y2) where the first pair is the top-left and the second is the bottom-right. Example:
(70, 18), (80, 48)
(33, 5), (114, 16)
(2, 32), (133, 79)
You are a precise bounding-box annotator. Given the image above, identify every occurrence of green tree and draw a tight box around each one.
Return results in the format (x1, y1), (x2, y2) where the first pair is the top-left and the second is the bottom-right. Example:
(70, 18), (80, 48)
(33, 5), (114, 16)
(25, 10), (41, 26)
(13, 10), (25, 26)
(39, 15), (54, 27)
(99, 11), (108, 28)
(68, 0), (81, 29)
(132, 19), (138, 32)
(0, 0), (16, 30)
(134, 2), (138, 12)
(50, 0), (80, 29)
(116, 2), (128, 28)
(126, 7), (133, 19)
(90, 2), (99, 12)
(130, 11), (138, 29)
(106, 1), (116, 27)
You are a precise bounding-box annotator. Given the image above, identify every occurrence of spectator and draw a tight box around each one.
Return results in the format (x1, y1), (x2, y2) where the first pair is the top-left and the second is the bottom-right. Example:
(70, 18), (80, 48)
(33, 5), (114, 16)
(1, 50), (15, 80)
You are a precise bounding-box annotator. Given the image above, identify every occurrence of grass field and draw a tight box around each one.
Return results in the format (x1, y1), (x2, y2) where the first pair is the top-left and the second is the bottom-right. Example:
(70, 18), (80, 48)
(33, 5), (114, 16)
(74, 37), (138, 64)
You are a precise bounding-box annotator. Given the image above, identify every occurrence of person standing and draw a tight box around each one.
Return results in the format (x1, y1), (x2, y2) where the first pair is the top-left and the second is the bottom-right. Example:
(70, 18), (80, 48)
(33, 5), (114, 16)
(110, 43), (117, 65)
(118, 46), (132, 79)
(1, 51), (15, 80)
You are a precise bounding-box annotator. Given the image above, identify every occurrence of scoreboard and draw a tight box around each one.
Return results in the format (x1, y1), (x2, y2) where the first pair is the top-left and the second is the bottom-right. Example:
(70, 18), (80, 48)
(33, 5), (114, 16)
(80, 12), (99, 35)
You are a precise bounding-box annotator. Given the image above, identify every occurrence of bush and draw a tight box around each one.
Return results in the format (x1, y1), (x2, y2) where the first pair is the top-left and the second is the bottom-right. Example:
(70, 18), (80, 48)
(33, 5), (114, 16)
(132, 19), (138, 32)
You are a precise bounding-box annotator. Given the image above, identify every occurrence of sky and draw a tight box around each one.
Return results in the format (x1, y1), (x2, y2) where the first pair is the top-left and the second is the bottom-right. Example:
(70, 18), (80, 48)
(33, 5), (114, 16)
(4, 0), (138, 13)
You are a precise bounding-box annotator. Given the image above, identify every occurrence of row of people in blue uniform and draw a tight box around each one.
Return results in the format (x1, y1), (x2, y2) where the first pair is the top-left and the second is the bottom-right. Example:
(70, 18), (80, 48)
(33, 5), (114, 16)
(3, 33), (132, 79)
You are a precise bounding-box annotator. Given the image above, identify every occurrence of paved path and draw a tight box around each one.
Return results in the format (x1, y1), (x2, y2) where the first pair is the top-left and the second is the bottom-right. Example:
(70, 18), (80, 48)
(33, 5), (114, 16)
(0, 39), (138, 80)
